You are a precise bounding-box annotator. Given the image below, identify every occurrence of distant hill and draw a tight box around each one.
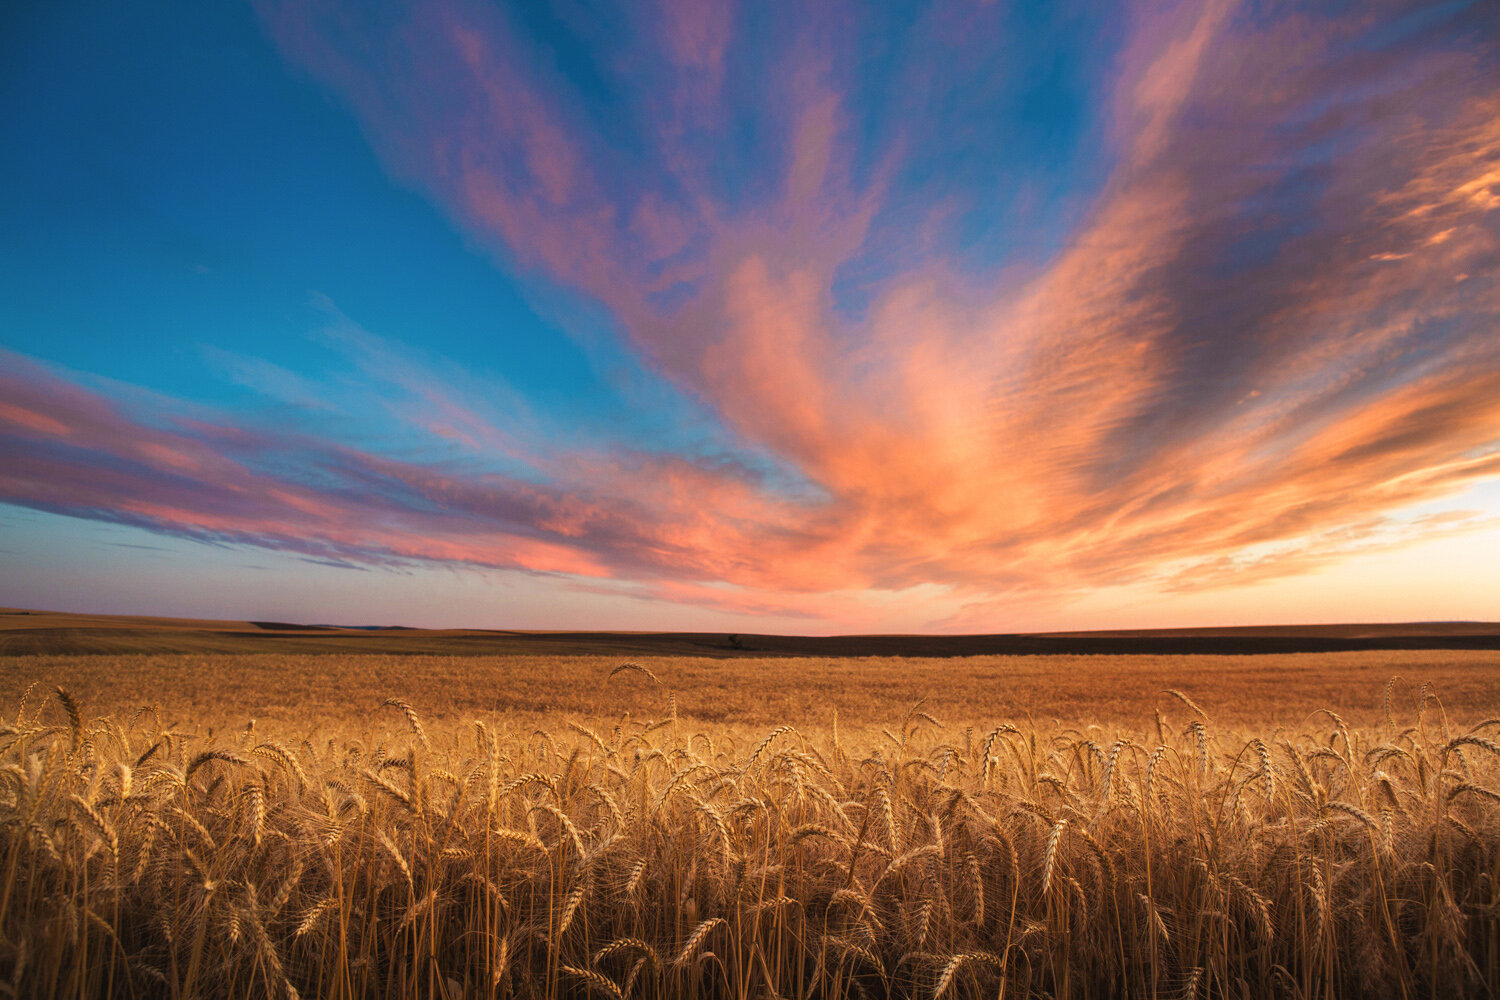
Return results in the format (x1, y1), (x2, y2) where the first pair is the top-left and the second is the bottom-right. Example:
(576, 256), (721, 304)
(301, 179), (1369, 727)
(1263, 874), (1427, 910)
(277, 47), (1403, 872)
(3, 607), (1498, 657)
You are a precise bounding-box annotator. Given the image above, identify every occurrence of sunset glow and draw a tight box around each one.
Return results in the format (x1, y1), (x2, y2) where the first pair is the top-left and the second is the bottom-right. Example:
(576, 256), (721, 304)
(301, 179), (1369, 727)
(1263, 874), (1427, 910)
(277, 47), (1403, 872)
(1, 0), (1497, 630)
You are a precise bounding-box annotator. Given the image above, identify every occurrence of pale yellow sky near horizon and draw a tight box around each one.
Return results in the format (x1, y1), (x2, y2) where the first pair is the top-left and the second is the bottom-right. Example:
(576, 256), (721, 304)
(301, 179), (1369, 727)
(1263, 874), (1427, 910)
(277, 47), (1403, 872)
(4, 477), (1495, 633)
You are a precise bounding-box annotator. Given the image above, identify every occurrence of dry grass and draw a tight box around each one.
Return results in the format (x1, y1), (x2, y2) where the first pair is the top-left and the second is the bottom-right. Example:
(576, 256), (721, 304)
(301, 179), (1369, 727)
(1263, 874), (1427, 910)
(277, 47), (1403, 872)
(2, 654), (1500, 998)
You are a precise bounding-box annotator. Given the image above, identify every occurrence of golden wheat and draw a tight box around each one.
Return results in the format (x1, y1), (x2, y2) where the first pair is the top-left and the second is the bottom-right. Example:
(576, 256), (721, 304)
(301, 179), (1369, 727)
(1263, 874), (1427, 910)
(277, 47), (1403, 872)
(1, 673), (1499, 997)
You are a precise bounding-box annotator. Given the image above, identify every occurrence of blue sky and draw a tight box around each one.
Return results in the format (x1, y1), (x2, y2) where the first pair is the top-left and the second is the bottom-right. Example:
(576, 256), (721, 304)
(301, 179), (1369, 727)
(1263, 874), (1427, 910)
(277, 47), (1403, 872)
(1, 0), (1497, 630)
(3, 1), (629, 432)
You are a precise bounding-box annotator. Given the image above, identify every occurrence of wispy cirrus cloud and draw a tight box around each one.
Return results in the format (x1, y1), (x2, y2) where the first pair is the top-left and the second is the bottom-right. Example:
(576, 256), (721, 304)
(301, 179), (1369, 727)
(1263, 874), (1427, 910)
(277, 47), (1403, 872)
(2, 0), (1497, 626)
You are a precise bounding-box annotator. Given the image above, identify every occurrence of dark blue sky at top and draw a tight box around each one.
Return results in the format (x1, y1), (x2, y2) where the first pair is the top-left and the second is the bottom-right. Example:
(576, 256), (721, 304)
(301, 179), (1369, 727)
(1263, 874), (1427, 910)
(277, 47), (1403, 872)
(0, 0), (674, 458)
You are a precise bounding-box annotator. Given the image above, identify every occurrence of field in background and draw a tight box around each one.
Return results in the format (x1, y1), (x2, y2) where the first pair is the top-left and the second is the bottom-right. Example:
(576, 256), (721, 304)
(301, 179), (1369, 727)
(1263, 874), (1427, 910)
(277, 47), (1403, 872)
(5, 607), (1499, 658)
(5, 648), (1500, 733)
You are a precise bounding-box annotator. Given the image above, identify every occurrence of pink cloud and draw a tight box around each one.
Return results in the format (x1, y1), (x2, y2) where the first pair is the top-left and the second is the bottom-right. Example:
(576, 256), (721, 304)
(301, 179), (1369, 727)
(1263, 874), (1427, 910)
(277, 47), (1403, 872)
(0, 401), (70, 437)
(659, 0), (731, 72)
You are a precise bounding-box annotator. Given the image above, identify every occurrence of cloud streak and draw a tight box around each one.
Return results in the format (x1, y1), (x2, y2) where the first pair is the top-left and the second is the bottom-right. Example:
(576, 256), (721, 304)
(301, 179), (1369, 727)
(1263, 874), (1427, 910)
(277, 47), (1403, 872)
(4, 0), (1498, 626)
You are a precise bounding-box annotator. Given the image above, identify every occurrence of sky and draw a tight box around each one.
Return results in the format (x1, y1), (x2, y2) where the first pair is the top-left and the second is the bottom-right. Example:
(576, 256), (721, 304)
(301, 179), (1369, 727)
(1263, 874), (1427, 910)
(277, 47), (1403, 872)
(0, 0), (1497, 633)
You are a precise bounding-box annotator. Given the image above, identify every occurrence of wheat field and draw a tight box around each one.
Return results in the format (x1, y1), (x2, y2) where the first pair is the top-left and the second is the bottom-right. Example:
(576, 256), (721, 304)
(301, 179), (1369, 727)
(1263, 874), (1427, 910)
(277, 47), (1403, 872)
(2, 652), (1499, 998)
